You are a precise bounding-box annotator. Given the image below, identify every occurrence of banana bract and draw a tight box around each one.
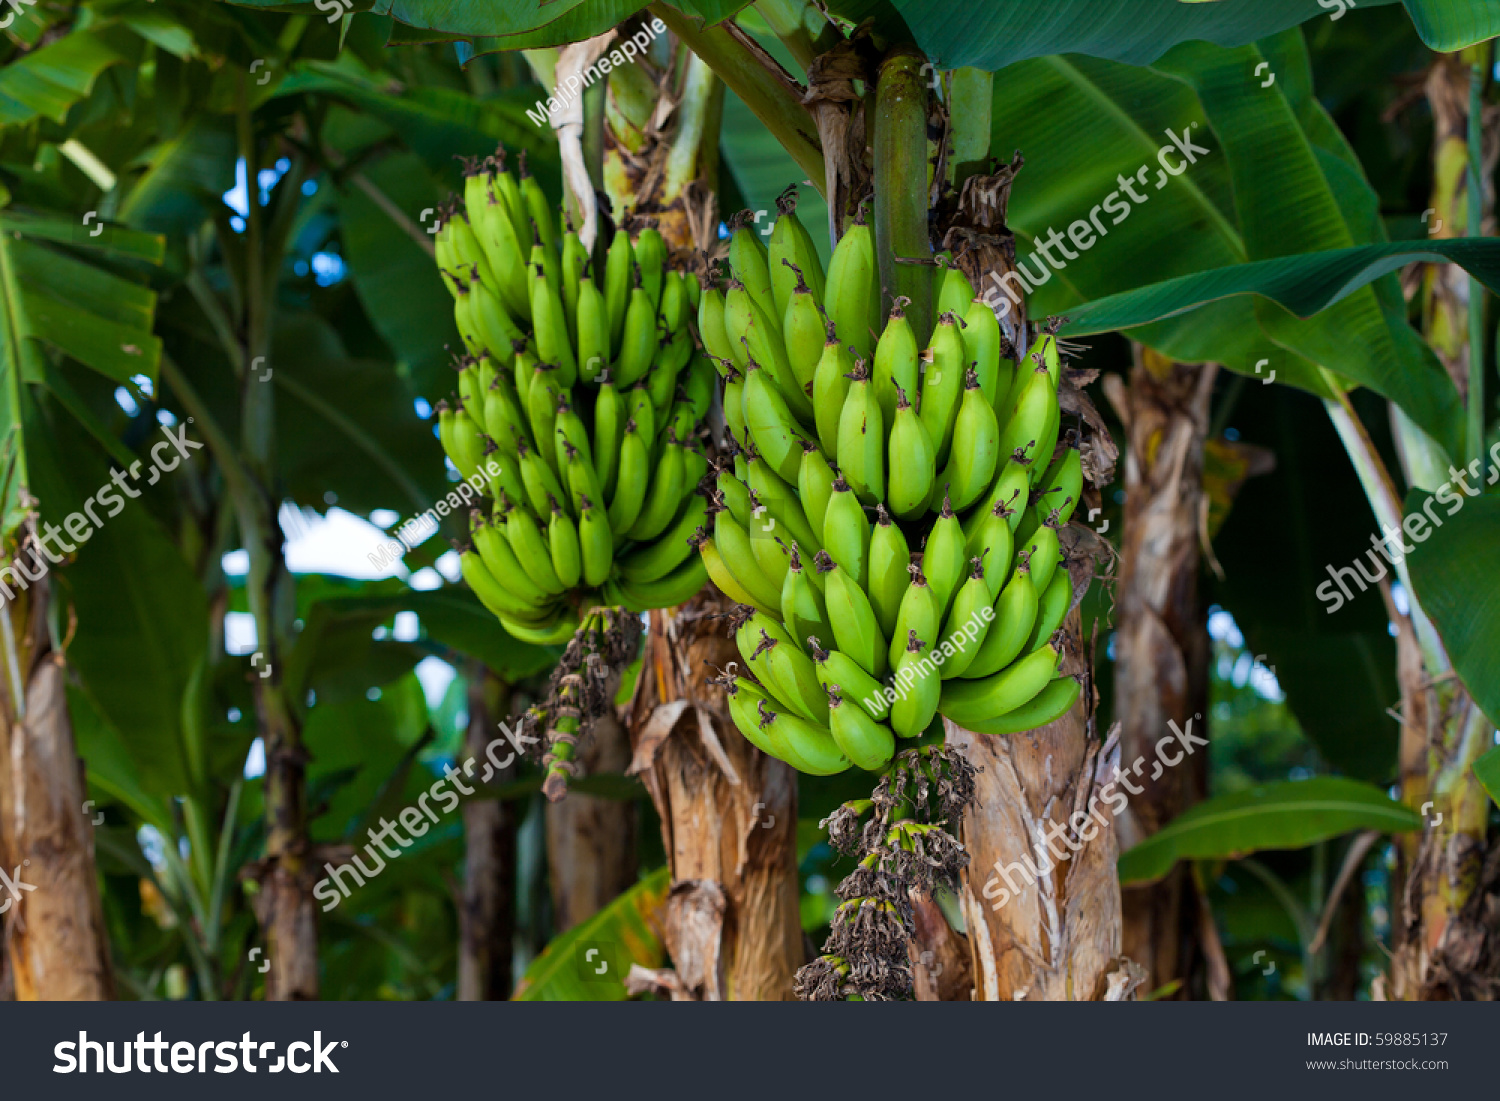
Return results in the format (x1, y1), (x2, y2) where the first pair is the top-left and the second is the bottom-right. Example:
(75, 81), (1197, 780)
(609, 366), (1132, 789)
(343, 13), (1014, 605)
(434, 147), (713, 640)
(701, 192), (1091, 777)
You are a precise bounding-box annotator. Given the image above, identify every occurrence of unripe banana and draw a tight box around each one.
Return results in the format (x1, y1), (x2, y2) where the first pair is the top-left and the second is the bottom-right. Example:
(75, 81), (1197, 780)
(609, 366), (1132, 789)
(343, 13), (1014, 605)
(498, 611), (579, 645)
(873, 298), (919, 428)
(939, 559), (993, 679)
(684, 356), (715, 423)
(489, 156), (531, 259)
(592, 383), (624, 500)
(1027, 563), (1073, 654)
(797, 442), (837, 539)
(923, 495), (969, 622)
(625, 383), (657, 456)
(607, 424), (650, 535)
(1020, 518), (1062, 596)
(961, 675), (1080, 736)
(619, 492), (707, 583)
(890, 632), (941, 738)
(960, 560), (1038, 680)
(811, 320), (855, 459)
(742, 354), (810, 484)
(1034, 330), (1062, 388)
(814, 550), (887, 678)
(919, 311), (967, 471)
(747, 496), (791, 592)
(820, 476), (870, 587)
(614, 280), (657, 389)
(936, 261), (976, 324)
(996, 362), (1056, 476)
(525, 362), (564, 474)
(512, 347), (535, 411)
(604, 230), (634, 354)
(754, 698), (850, 776)
(967, 458), (1030, 538)
(578, 495), (614, 587)
(516, 438), (564, 519)
(745, 447), (823, 557)
(886, 382), (936, 520)
(577, 272), (610, 385)
(1034, 446), (1083, 528)
(461, 547), (550, 619)
(963, 296), (1007, 411)
(866, 504), (911, 640)
(626, 432), (686, 542)
(939, 642), (1061, 726)
(781, 266), (826, 396)
(697, 284), (736, 366)
(634, 226), (667, 316)
(724, 675), (786, 760)
(560, 228), (588, 334)
(696, 525), (777, 615)
(809, 637), (891, 723)
(824, 207), (879, 361)
(725, 281), (814, 423)
(715, 507), (786, 617)
(453, 283), (485, 358)
(447, 403), (486, 481)
(482, 374), (528, 455)
(726, 214), (778, 337)
(888, 564), (941, 672)
(836, 359), (884, 506)
(503, 501), (566, 594)
(965, 496), (1017, 600)
(717, 465), (755, 528)
(722, 366), (749, 452)
(613, 553), (707, 611)
(934, 367), (1000, 512)
(471, 276), (526, 355)
(827, 685), (895, 771)
(781, 544), (833, 658)
(547, 495), (582, 589)
(471, 510), (548, 605)
(768, 186), (826, 318)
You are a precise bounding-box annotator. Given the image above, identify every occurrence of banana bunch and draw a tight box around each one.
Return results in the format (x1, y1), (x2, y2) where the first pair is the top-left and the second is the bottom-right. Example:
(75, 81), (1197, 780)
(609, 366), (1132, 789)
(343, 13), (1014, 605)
(434, 148), (716, 645)
(699, 191), (1086, 775)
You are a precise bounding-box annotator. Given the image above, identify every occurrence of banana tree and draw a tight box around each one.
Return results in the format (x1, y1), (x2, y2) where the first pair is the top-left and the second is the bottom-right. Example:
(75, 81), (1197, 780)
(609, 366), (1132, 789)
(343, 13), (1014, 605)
(273, 0), (1500, 1003)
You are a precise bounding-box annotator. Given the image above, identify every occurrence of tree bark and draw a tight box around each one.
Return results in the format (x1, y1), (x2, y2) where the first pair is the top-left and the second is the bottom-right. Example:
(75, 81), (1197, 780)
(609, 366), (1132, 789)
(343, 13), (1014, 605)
(1102, 348), (1215, 998)
(950, 621), (1139, 1001)
(545, 711), (637, 931)
(0, 533), (114, 1000)
(622, 589), (804, 1000)
(459, 670), (517, 999)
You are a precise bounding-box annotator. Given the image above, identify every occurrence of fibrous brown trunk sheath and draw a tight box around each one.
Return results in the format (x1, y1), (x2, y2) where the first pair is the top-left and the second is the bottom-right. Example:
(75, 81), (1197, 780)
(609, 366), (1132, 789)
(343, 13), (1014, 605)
(545, 711), (637, 932)
(459, 671), (516, 999)
(1104, 349), (1216, 997)
(950, 619), (1137, 1001)
(622, 590), (804, 1000)
(0, 532), (114, 1000)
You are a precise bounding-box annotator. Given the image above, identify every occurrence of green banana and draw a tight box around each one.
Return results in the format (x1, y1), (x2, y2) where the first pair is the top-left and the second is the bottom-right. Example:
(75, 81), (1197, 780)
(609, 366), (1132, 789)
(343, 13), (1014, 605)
(827, 685), (895, 771)
(961, 675), (1081, 736)
(742, 354), (810, 483)
(872, 298), (919, 428)
(798, 442), (837, 539)
(923, 495), (969, 622)
(919, 311), (967, 471)
(938, 558), (993, 679)
(503, 501), (566, 594)
(886, 383), (936, 520)
(811, 320), (855, 460)
(619, 492), (707, 583)
(890, 632), (941, 738)
(607, 424), (650, 535)
(578, 495), (614, 587)
(767, 185), (825, 318)
(1026, 562), (1073, 653)
(780, 544), (833, 657)
(820, 476), (870, 587)
(836, 359), (884, 506)
(939, 642), (1061, 726)
(547, 495), (582, 589)
(814, 550), (887, 678)
(866, 504), (911, 641)
(888, 564), (941, 672)
(935, 366), (1000, 512)
(960, 561), (1038, 680)
(823, 206), (879, 361)
(809, 637), (892, 723)
(781, 260), (826, 392)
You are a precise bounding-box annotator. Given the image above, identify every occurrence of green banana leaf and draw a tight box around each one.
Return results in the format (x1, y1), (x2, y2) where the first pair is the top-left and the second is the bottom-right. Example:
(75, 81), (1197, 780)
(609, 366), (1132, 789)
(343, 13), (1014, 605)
(0, 23), (140, 126)
(1117, 776), (1421, 884)
(26, 401), (209, 806)
(1404, 492), (1500, 731)
(1061, 239), (1500, 459)
(513, 866), (671, 1000)
(1474, 746), (1500, 810)
(0, 207), (165, 544)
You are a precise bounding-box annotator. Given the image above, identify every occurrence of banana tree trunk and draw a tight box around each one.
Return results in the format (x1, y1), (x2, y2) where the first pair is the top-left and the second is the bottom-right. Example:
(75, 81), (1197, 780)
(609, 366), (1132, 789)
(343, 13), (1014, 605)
(622, 590), (804, 1000)
(1103, 348), (1216, 997)
(1379, 48), (1500, 1001)
(459, 670), (517, 998)
(0, 533), (114, 1000)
